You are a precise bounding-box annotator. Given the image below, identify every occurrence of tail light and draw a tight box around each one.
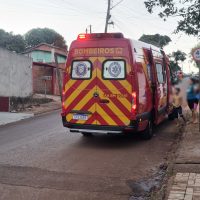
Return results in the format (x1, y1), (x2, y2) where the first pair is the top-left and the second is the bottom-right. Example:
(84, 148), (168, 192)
(62, 102), (65, 109)
(62, 91), (65, 107)
(61, 101), (66, 117)
(131, 92), (137, 114)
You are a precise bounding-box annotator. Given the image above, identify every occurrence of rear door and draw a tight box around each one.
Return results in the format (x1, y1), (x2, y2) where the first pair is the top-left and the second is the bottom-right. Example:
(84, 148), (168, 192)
(154, 60), (168, 122)
(64, 58), (97, 125)
(95, 57), (132, 126)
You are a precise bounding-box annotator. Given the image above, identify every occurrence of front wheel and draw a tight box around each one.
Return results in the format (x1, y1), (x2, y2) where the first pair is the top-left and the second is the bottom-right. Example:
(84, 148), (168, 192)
(140, 120), (153, 140)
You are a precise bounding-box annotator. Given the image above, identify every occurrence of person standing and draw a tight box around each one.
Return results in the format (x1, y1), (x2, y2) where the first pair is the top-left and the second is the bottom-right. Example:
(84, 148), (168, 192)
(187, 77), (199, 123)
(172, 87), (186, 126)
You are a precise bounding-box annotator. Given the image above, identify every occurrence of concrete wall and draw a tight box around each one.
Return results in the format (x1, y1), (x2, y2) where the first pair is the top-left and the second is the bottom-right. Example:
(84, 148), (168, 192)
(0, 48), (32, 97)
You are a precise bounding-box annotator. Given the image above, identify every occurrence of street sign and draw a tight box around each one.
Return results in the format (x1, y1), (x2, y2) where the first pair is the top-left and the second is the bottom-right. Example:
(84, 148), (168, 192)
(192, 48), (200, 62)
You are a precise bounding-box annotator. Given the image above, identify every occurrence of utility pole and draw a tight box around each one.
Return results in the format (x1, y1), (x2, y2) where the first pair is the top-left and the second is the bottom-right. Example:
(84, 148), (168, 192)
(105, 0), (111, 33)
(54, 53), (62, 102)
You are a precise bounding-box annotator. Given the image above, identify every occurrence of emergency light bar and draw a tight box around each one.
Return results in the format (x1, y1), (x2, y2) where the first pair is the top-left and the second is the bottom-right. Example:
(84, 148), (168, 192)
(77, 33), (124, 40)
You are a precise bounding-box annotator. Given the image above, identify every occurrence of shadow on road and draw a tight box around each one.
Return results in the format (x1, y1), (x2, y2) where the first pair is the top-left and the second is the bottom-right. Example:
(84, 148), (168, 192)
(74, 120), (175, 150)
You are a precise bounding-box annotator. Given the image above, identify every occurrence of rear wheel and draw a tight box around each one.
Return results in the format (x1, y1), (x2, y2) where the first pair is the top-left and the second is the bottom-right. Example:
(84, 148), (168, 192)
(81, 132), (93, 137)
(140, 120), (153, 140)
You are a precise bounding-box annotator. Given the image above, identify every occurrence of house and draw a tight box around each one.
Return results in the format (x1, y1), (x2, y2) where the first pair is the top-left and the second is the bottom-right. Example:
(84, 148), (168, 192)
(0, 48), (32, 111)
(23, 43), (67, 96)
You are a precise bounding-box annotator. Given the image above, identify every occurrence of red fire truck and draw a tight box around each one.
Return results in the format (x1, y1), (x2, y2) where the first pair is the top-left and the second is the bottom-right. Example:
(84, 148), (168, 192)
(61, 33), (172, 139)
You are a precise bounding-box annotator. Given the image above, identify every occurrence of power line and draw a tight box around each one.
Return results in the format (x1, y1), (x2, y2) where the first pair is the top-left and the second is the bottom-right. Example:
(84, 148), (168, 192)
(111, 0), (124, 9)
(104, 0), (124, 32)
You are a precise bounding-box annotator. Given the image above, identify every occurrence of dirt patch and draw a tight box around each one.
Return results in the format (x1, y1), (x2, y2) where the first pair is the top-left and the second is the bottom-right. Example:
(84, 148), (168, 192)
(128, 123), (185, 200)
(10, 96), (53, 112)
(128, 164), (167, 200)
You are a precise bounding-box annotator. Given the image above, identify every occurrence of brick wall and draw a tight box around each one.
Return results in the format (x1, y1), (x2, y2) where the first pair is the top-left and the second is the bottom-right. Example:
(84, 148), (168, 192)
(32, 64), (53, 94)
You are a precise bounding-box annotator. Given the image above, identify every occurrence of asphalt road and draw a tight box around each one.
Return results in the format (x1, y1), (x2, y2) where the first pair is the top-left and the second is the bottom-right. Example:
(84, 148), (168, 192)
(0, 111), (178, 200)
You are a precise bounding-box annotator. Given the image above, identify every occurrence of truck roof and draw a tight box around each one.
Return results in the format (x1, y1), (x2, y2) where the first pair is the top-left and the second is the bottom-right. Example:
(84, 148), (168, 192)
(130, 39), (161, 52)
(75, 33), (161, 51)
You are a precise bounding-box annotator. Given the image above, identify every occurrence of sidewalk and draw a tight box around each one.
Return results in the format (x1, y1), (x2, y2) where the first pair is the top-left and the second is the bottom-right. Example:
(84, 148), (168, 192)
(0, 95), (61, 126)
(167, 123), (200, 200)
(0, 112), (34, 126)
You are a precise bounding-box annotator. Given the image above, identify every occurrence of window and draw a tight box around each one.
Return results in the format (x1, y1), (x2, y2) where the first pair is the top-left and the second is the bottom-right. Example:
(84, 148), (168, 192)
(147, 63), (153, 81)
(156, 63), (164, 83)
(103, 60), (126, 80)
(71, 60), (92, 79)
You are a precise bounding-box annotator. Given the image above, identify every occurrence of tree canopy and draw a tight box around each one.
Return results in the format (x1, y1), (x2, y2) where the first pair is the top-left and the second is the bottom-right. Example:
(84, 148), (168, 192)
(169, 50), (186, 72)
(25, 28), (67, 50)
(171, 50), (187, 64)
(144, 0), (200, 36)
(139, 34), (171, 48)
(0, 29), (25, 53)
(0, 28), (67, 53)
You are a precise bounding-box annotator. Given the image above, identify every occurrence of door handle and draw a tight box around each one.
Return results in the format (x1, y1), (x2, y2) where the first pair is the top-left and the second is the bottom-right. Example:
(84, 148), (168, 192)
(99, 99), (110, 104)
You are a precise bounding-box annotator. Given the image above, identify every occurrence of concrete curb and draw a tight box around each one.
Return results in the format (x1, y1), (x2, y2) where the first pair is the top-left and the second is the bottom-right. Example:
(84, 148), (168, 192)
(0, 107), (61, 128)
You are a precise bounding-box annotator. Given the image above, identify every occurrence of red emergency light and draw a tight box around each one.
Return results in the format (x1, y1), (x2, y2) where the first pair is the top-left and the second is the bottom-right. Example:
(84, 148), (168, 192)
(78, 34), (87, 40)
(77, 33), (124, 40)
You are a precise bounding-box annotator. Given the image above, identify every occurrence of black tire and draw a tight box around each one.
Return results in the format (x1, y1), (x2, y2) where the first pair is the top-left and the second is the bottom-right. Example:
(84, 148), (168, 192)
(140, 120), (153, 140)
(81, 132), (93, 137)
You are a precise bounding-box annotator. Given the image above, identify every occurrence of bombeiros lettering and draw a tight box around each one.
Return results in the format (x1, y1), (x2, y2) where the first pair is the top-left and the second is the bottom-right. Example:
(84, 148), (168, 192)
(73, 48), (123, 56)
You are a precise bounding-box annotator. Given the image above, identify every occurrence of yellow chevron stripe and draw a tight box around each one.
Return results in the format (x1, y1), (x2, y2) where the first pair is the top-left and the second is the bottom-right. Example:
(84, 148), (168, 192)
(96, 69), (131, 111)
(89, 57), (98, 62)
(96, 104), (117, 125)
(97, 57), (105, 63)
(66, 114), (72, 122)
(71, 86), (96, 111)
(65, 76), (95, 106)
(97, 87), (130, 122)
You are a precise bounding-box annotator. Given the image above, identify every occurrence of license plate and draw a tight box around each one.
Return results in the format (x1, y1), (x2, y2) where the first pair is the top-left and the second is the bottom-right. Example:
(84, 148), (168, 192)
(73, 114), (88, 121)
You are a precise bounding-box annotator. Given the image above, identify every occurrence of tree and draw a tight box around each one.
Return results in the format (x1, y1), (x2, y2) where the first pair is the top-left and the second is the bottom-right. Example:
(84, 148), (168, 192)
(144, 0), (200, 36)
(139, 34), (171, 48)
(25, 28), (67, 49)
(169, 50), (186, 72)
(0, 29), (25, 53)
(171, 50), (186, 64)
(169, 60), (181, 73)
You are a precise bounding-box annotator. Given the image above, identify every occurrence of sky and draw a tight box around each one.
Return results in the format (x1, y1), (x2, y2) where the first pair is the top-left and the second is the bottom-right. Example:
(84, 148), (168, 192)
(0, 0), (199, 73)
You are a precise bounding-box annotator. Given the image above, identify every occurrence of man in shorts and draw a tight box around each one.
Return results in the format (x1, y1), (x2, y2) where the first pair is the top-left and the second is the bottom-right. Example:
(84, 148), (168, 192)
(187, 77), (198, 124)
